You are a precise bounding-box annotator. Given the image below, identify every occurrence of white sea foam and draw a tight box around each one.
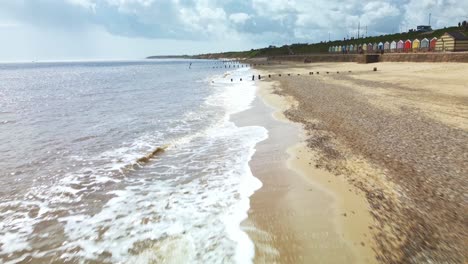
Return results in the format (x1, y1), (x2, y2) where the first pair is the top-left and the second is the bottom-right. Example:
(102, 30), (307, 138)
(0, 65), (267, 264)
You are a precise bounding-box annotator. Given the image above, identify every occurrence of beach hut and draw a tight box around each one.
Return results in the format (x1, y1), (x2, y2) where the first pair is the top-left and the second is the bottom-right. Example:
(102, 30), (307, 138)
(384, 41), (390, 51)
(373, 43), (378, 52)
(430, 37), (437, 51)
(390, 41), (397, 52)
(362, 43), (368, 53)
(397, 40), (404, 52)
(346, 45), (351, 53)
(342, 45), (346, 53)
(435, 32), (468, 52)
(358, 44), (363, 53)
(328, 46), (332, 53)
(378, 42), (384, 51)
(349, 44), (354, 53)
(420, 38), (429, 51)
(404, 39), (412, 52)
(412, 39), (420, 51)
(367, 43), (373, 53)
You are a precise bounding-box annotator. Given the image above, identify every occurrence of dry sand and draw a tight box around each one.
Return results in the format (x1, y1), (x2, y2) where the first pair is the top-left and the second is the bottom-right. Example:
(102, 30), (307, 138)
(247, 62), (467, 263)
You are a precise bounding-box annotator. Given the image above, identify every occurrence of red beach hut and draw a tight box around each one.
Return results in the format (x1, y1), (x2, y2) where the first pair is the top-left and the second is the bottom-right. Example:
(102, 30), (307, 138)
(404, 39), (412, 52)
(430, 37), (437, 51)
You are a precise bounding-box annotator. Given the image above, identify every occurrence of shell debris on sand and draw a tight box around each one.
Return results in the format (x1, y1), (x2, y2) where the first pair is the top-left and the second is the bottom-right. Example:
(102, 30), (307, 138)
(256, 62), (468, 263)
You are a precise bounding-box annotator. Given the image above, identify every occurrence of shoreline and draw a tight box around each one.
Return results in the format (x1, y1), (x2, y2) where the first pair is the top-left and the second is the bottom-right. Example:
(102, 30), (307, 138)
(233, 72), (377, 263)
(245, 62), (467, 263)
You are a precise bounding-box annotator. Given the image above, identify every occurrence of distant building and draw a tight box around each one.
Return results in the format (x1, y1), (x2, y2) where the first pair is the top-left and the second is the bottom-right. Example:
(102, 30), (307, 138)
(436, 32), (468, 52)
(417, 25), (432, 32)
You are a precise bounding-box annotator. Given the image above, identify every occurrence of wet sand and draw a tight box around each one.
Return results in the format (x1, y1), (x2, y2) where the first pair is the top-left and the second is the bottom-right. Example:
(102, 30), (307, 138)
(233, 80), (376, 263)
(246, 62), (467, 263)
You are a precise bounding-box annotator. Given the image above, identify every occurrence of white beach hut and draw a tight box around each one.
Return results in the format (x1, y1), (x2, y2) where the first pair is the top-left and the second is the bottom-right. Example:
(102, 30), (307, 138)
(421, 38), (429, 51)
(384, 41), (390, 51)
(390, 41), (397, 52)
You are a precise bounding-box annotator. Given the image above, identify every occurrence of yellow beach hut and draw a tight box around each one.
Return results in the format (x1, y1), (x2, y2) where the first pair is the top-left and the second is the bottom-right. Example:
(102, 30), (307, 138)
(362, 43), (368, 53)
(412, 39), (420, 51)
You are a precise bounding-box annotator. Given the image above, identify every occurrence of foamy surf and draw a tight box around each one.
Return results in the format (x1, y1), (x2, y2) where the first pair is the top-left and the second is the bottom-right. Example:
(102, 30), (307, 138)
(0, 60), (267, 264)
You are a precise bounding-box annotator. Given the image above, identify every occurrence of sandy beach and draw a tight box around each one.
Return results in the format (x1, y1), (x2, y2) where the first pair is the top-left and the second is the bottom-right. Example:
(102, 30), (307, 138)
(238, 62), (467, 263)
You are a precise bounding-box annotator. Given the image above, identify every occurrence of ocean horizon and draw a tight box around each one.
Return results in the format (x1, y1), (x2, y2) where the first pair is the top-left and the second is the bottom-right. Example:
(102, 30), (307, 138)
(0, 59), (267, 263)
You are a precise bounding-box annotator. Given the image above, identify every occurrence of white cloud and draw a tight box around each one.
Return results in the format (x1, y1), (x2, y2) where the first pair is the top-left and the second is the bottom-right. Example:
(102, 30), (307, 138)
(66, 0), (96, 10)
(0, 0), (466, 60)
(229, 13), (251, 24)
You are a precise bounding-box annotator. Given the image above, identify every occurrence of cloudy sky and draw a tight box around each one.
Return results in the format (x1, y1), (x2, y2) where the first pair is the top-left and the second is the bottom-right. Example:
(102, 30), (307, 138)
(0, 0), (466, 61)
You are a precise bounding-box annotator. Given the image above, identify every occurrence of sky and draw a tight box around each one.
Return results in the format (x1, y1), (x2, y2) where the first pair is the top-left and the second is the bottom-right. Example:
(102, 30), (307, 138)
(0, 0), (467, 61)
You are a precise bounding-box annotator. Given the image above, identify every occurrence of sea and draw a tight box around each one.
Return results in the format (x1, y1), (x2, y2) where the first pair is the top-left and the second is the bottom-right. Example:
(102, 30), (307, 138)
(0, 60), (268, 263)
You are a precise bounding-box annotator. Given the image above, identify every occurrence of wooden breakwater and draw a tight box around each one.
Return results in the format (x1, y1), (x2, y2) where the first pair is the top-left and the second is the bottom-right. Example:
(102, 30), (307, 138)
(266, 52), (468, 63)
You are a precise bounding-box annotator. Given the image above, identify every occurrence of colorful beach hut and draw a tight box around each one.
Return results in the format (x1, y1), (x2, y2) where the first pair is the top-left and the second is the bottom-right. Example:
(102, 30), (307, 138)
(342, 45), (346, 53)
(384, 41), (390, 51)
(430, 37), (437, 51)
(404, 39), (412, 52)
(397, 40), (404, 52)
(367, 43), (373, 53)
(378, 42), (384, 51)
(350, 44), (354, 53)
(373, 43), (378, 52)
(328, 46), (332, 53)
(362, 43), (368, 53)
(421, 38), (429, 51)
(412, 39), (420, 51)
(436, 32), (468, 52)
(390, 41), (397, 52)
